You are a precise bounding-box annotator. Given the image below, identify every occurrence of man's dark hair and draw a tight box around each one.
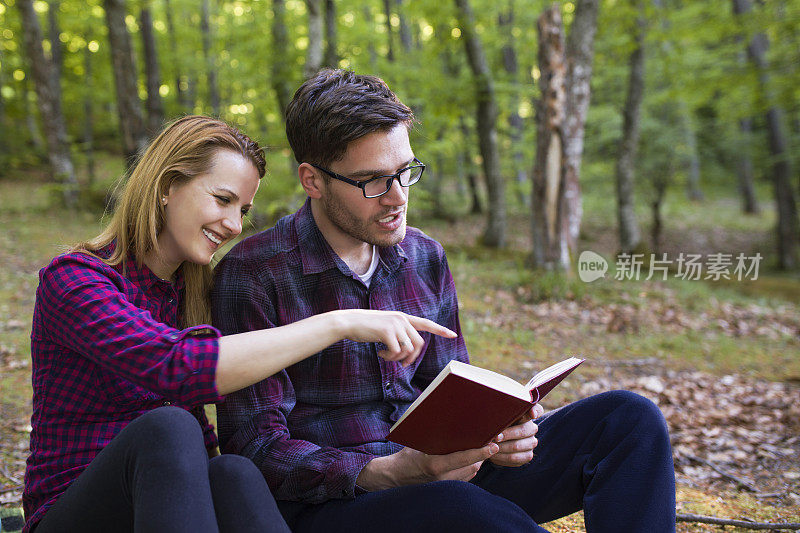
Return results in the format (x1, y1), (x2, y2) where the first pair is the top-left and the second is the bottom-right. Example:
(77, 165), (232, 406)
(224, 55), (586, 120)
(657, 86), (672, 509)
(285, 69), (415, 166)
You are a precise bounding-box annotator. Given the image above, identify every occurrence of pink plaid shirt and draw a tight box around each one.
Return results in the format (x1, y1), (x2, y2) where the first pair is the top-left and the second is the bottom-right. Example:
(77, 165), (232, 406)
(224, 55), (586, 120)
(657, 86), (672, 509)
(23, 247), (221, 531)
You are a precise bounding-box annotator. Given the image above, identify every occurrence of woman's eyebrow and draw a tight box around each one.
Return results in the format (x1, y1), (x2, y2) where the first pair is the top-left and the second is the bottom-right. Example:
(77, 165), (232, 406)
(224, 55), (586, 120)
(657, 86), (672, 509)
(213, 187), (240, 200)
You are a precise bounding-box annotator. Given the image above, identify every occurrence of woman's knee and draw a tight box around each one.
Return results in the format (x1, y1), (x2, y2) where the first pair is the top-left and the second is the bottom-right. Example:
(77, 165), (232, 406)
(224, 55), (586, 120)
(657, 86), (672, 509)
(209, 454), (264, 487)
(126, 407), (208, 468)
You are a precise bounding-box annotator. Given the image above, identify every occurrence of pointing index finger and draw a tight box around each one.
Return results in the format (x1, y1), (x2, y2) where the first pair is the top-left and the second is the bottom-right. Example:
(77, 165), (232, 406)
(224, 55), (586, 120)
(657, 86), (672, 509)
(406, 315), (457, 338)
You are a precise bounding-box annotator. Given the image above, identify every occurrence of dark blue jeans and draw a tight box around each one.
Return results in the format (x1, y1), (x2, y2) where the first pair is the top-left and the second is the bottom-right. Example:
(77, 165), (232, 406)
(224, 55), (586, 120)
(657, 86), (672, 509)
(34, 407), (290, 533)
(281, 391), (676, 533)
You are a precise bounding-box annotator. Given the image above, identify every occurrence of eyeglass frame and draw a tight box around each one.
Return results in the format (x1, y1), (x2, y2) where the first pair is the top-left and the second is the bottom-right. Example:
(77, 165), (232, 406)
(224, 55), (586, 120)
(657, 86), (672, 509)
(310, 158), (426, 198)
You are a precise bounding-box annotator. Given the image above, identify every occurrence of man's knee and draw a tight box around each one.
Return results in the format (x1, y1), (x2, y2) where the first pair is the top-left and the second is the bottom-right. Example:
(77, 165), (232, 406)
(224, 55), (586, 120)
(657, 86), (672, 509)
(414, 481), (534, 531)
(595, 390), (671, 451)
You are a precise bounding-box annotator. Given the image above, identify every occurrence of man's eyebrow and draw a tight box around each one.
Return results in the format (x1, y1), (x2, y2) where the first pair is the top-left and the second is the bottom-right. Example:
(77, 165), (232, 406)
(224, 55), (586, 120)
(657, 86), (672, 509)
(347, 158), (415, 178)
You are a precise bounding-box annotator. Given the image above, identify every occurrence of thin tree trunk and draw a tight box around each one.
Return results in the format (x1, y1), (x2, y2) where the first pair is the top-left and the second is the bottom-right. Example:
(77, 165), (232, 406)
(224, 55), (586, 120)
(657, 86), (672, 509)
(164, 0), (190, 111)
(531, 5), (567, 269)
(615, 12), (645, 254)
(737, 117), (759, 213)
(396, 0), (412, 52)
(47, 1), (63, 94)
(679, 100), (704, 201)
(201, 0), (220, 115)
(140, 5), (164, 135)
(17, 0), (77, 207)
(382, 0), (395, 61)
(104, 0), (147, 165)
(324, 0), (339, 68)
(304, 0), (324, 78)
(455, 0), (505, 247)
(458, 117), (482, 214)
(83, 40), (96, 184)
(562, 0), (599, 256)
(23, 76), (45, 153)
(499, 7), (528, 208)
(0, 47), (7, 158)
(733, 0), (798, 269)
(272, 0), (292, 119)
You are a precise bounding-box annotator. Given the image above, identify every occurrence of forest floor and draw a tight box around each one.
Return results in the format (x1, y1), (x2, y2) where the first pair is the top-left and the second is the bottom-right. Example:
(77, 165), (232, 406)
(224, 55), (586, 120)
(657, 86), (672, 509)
(1, 162), (799, 531)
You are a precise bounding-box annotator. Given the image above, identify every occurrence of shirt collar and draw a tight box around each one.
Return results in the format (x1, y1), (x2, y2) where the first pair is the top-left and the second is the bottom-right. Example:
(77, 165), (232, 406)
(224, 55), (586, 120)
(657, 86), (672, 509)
(295, 198), (408, 277)
(111, 244), (184, 292)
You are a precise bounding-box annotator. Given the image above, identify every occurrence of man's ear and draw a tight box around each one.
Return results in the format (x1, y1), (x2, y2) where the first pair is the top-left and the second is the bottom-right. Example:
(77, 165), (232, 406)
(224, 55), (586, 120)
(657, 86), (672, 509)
(299, 163), (323, 199)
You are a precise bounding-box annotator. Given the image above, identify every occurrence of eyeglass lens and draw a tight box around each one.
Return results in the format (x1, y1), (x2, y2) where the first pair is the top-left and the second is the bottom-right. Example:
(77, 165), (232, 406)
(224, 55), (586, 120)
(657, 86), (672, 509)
(364, 166), (423, 197)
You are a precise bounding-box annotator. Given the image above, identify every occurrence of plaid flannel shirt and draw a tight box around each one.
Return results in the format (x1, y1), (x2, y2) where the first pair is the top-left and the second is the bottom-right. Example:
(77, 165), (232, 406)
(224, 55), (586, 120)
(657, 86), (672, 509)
(23, 248), (221, 531)
(212, 199), (468, 504)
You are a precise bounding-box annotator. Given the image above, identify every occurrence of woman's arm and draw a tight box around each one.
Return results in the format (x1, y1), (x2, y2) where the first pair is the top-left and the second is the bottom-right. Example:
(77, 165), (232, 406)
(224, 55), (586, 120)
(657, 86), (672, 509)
(216, 309), (455, 395)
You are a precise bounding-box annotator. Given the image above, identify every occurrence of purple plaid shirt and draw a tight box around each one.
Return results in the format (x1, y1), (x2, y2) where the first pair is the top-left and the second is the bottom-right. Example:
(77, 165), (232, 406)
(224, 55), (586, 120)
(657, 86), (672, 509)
(212, 199), (468, 503)
(23, 247), (221, 531)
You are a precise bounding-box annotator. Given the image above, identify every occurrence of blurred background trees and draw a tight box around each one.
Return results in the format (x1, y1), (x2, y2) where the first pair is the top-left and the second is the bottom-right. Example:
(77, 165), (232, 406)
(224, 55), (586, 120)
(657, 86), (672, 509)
(0, 0), (798, 269)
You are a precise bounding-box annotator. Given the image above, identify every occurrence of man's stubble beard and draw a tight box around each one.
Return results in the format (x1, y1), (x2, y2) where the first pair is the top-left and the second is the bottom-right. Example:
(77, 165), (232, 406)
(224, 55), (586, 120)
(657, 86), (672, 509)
(321, 191), (406, 248)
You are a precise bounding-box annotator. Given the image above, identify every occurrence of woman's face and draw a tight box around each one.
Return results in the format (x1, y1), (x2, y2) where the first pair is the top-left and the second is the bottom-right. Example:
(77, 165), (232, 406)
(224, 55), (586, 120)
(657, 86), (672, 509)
(158, 149), (260, 273)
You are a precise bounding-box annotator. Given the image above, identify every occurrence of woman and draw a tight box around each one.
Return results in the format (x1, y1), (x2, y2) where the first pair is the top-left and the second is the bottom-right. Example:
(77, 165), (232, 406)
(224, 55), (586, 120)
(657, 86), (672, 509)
(23, 116), (454, 533)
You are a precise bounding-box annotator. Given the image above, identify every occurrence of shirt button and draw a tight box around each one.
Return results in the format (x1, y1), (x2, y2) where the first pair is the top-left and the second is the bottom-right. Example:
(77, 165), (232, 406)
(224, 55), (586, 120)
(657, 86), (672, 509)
(163, 401), (171, 406)
(168, 298), (175, 304)
(384, 381), (391, 390)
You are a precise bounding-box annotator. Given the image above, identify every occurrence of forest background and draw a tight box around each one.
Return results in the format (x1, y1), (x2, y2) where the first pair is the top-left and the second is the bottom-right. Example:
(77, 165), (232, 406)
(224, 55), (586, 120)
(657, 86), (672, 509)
(0, 0), (799, 530)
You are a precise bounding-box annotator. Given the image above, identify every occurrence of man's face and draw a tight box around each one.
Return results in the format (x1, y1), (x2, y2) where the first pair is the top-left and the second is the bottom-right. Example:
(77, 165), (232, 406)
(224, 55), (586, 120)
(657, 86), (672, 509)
(317, 124), (415, 248)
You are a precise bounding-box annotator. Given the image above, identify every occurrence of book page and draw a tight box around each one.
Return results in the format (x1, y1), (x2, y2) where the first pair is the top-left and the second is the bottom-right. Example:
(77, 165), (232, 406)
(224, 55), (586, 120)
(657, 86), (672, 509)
(524, 357), (585, 390)
(449, 361), (529, 401)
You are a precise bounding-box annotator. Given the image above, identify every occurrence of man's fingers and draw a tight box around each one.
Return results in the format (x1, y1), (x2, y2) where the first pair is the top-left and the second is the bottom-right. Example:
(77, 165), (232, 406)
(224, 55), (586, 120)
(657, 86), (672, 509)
(405, 315), (457, 338)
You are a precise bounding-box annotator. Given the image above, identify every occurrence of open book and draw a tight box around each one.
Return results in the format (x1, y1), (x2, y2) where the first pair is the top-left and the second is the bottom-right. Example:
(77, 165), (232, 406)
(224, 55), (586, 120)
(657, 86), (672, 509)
(388, 357), (584, 455)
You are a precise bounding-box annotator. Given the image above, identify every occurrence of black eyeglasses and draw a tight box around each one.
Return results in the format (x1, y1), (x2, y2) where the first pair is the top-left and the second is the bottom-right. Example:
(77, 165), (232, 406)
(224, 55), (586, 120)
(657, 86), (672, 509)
(311, 158), (425, 198)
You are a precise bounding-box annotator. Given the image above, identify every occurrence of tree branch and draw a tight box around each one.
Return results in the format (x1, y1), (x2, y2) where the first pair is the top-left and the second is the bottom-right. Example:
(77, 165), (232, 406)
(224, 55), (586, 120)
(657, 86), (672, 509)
(677, 512), (800, 530)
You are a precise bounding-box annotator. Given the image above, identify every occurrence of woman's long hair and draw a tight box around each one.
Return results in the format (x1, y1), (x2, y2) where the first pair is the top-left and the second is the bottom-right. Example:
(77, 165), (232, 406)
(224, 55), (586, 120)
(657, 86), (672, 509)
(74, 115), (266, 327)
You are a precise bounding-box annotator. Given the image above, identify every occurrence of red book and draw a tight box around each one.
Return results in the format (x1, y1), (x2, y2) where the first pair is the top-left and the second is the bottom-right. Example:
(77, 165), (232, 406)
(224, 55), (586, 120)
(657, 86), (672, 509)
(388, 357), (585, 455)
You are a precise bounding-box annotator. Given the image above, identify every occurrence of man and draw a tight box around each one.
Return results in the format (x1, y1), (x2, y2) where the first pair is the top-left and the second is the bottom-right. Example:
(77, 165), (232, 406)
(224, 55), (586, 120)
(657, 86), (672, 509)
(212, 69), (676, 532)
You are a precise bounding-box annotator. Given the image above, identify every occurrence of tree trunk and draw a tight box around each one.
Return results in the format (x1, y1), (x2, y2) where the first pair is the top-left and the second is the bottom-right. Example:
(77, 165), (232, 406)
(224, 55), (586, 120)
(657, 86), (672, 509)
(679, 100), (704, 201)
(382, 0), (395, 61)
(455, 0), (505, 247)
(0, 47), (7, 159)
(164, 0), (191, 111)
(561, 0), (599, 256)
(271, 0), (293, 119)
(23, 76), (46, 153)
(17, 0), (77, 207)
(615, 12), (645, 254)
(201, 0), (220, 115)
(83, 40), (96, 184)
(140, 5), (164, 135)
(458, 117), (483, 214)
(531, 5), (567, 269)
(733, 0), (799, 269)
(737, 117), (759, 214)
(499, 7), (528, 208)
(47, 1), (63, 95)
(304, 0), (324, 78)
(324, 0), (339, 68)
(104, 0), (147, 165)
(396, 0), (412, 52)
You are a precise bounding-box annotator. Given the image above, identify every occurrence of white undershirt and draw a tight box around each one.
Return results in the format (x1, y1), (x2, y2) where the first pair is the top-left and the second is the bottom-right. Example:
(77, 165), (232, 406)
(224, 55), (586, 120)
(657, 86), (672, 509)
(356, 245), (380, 288)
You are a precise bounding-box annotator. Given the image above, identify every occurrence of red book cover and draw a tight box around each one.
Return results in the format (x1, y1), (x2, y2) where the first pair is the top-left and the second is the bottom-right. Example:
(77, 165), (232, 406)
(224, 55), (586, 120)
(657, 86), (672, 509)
(388, 358), (584, 455)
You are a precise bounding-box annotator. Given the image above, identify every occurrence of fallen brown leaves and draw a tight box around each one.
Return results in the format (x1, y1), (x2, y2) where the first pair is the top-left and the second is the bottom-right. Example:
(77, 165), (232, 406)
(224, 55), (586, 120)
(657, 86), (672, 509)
(580, 368), (800, 508)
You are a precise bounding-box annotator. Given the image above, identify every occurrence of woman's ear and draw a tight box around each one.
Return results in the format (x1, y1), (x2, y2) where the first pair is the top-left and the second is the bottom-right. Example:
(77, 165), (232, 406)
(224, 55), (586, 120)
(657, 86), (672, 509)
(298, 163), (324, 199)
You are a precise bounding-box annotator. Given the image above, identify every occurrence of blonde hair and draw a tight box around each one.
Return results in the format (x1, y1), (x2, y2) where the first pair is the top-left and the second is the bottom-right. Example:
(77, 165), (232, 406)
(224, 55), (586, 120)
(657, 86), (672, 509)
(75, 115), (266, 327)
